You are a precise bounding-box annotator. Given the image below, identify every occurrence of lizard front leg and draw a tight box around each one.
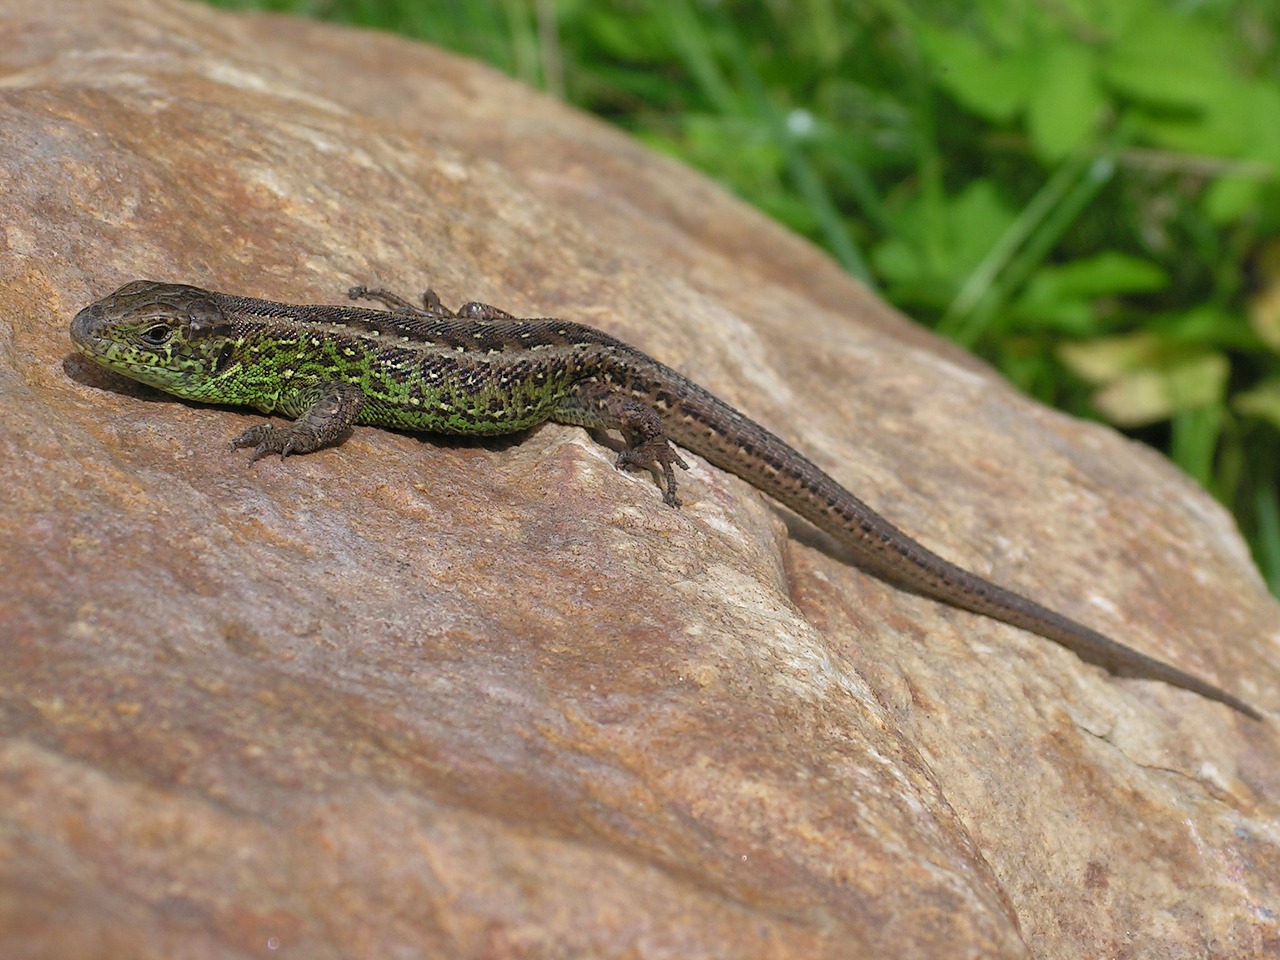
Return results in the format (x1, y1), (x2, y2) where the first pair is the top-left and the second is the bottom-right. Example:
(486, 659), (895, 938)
(553, 380), (689, 506)
(230, 381), (366, 462)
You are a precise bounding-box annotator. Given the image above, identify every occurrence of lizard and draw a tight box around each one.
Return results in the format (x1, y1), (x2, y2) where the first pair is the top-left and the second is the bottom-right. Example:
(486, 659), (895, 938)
(69, 279), (1262, 720)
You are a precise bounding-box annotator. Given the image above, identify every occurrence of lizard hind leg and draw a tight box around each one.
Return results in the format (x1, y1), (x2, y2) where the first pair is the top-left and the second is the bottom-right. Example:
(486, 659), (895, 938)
(347, 285), (454, 317)
(554, 381), (689, 506)
(346, 286), (518, 322)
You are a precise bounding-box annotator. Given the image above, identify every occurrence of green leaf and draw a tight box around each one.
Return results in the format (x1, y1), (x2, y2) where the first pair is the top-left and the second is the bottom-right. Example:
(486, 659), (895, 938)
(1244, 83), (1280, 164)
(1204, 176), (1266, 224)
(941, 180), (1020, 275)
(1163, 306), (1249, 346)
(1027, 44), (1105, 161)
(1103, 10), (1231, 111)
(1026, 251), (1167, 300)
(1012, 298), (1096, 336)
(871, 237), (925, 287)
(1057, 331), (1159, 384)
(1235, 380), (1280, 432)
(917, 25), (1033, 123)
(871, 180), (1016, 299)
(1049, 0), (1146, 38)
(1250, 285), (1280, 355)
(1013, 253), (1166, 335)
(1135, 73), (1257, 157)
(1090, 353), (1229, 427)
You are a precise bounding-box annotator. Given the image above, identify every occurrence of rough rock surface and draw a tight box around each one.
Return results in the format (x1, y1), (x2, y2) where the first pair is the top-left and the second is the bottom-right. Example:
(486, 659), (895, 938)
(2, 1), (1279, 958)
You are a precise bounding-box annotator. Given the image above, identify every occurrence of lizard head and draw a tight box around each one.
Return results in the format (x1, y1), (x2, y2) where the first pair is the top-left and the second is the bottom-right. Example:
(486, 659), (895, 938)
(70, 280), (244, 402)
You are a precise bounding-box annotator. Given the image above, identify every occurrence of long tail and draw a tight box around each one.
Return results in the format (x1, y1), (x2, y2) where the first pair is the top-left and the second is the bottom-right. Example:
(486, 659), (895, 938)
(647, 363), (1260, 719)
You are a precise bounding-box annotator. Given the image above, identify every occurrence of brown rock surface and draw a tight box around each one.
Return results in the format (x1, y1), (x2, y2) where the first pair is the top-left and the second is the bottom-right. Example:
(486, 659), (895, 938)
(2, 1), (1278, 957)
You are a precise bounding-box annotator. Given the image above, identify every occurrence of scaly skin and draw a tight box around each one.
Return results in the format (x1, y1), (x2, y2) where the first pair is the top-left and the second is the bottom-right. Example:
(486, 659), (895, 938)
(70, 279), (1262, 719)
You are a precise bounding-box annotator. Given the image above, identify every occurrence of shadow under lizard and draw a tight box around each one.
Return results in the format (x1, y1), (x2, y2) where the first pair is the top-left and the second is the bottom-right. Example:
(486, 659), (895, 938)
(69, 280), (1262, 720)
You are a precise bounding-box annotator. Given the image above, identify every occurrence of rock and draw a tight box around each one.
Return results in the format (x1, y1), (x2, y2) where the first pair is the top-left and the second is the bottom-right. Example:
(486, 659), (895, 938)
(1, 1), (1277, 957)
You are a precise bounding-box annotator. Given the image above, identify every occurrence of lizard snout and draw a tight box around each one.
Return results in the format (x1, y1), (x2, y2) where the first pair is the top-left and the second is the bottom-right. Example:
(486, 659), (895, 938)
(69, 302), (107, 350)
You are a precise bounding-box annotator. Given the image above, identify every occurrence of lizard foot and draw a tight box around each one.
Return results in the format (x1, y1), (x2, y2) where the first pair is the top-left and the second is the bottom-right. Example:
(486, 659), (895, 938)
(348, 285), (453, 317)
(229, 424), (302, 462)
(617, 434), (689, 507)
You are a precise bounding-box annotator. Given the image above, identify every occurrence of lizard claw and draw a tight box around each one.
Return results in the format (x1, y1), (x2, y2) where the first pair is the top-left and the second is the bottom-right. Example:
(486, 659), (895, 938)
(230, 424), (289, 463)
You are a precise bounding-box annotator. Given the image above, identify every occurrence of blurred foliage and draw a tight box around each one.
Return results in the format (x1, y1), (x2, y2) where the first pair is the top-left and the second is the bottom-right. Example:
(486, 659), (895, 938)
(203, 0), (1280, 594)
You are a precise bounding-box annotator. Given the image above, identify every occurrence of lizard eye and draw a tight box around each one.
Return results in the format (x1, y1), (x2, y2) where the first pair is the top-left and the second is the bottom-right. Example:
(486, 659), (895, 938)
(140, 324), (173, 346)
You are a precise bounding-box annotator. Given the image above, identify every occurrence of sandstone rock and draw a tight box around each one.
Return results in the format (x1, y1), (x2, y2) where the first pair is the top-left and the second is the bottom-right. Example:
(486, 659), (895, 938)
(1, 1), (1277, 957)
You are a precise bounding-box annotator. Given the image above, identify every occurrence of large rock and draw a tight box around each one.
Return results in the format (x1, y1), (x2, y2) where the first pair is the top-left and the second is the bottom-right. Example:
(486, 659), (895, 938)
(1, 1), (1277, 957)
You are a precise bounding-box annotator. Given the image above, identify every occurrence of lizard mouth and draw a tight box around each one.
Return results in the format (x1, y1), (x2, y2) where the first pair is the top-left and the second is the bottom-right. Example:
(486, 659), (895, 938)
(69, 305), (164, 381)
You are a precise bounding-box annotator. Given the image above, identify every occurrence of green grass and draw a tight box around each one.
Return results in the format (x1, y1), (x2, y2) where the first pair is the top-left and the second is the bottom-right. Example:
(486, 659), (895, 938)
(202, 0), (1280, 596)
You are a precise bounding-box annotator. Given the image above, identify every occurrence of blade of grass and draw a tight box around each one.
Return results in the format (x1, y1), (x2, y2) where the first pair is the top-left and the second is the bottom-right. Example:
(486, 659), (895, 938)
(650, 0), (742, 115)
(937, 150), (1095, 341)
(1170, 404), (1226, 489)
(1256, 483), (1280, 596)
(692, 0), (874, 283)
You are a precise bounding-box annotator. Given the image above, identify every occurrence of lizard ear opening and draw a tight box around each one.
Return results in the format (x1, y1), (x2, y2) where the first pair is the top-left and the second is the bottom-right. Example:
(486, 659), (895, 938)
(187, 300), (230, 338)
(211, 341), (238, 375)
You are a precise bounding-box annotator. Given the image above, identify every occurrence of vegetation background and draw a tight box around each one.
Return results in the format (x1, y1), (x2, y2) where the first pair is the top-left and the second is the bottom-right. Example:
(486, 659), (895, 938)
(200, 0), (1280, 596)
